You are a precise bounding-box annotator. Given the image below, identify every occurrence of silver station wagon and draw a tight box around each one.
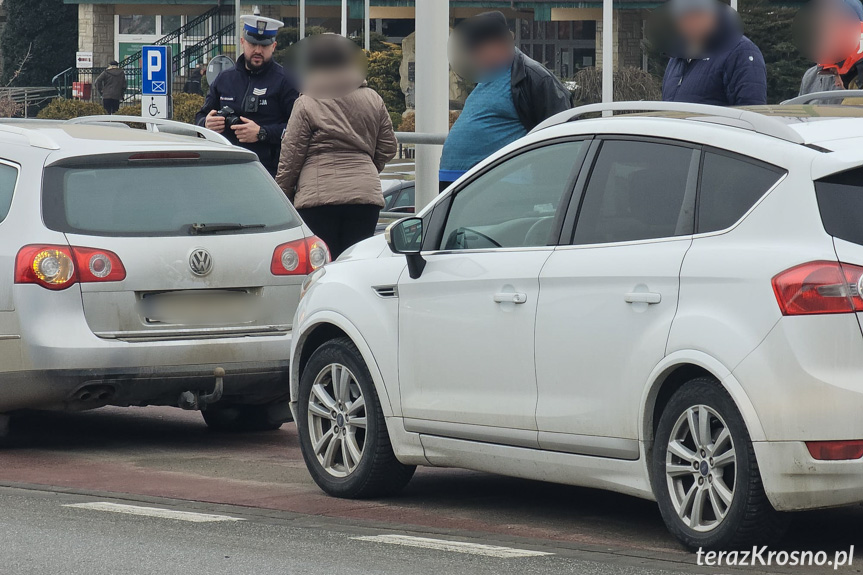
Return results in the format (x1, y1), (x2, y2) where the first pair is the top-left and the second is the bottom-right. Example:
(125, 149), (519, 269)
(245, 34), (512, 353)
(0, 117), (327, 431)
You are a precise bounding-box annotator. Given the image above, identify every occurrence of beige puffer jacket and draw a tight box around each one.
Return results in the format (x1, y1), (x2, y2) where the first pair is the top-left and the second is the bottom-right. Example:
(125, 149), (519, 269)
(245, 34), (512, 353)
(276, 86), (397, 209)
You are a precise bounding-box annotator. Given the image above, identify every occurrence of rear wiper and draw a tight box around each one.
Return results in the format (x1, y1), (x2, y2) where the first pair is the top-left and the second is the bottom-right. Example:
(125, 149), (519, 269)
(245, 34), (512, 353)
(190, 223), (266, 235)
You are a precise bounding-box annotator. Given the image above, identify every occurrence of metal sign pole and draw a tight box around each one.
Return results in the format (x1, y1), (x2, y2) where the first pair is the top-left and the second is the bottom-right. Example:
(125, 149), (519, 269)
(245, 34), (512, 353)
(601, 0), (613, 113)
(341, 0), (348, 37)
(236, 0), (242, 58)
(300, 0), (306, 40)
(364, 0), (371, 51)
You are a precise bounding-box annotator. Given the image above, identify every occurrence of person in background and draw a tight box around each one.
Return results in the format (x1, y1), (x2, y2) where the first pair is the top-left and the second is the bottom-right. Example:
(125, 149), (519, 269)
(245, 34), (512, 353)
(276, 35), (397, 259)
(185, 61), (206, 95)
(439, 11), (572, 192)
(662, 0), (767, 106)
(94, 60), (126, 114)
(195, 14), (298, 176)
(798, 0), (863, 96)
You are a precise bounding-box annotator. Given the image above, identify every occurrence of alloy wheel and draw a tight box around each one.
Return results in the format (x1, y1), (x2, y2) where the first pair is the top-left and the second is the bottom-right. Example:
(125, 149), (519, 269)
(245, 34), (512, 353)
(307, 363), (367, 478)
(665, 405), (737, 532)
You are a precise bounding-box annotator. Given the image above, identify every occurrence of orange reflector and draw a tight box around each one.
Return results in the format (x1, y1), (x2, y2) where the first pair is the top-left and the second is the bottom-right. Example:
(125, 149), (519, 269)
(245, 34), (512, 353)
(806, 440), (863, 460)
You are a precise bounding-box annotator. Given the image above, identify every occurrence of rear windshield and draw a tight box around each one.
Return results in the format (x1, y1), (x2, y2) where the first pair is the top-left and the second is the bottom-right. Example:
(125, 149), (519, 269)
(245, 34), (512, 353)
(815, 167), (863, 246)
(43, 159), (300, 237)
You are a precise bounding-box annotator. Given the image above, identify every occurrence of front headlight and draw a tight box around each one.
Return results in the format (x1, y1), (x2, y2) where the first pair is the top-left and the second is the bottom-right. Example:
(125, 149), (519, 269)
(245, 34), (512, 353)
(300, 266), (326, 300)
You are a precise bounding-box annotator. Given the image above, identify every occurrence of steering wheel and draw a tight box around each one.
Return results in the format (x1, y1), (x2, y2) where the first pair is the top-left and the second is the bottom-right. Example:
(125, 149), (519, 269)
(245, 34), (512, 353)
(460, 227), (502, 248)
(524, 217), (554, 247)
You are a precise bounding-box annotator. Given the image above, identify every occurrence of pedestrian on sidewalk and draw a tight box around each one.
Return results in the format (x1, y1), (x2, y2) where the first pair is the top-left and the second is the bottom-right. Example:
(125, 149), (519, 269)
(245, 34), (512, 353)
(660, 0), (767, 106)
(276, 34), (397, 259)
(798, 0), (863, 99)
(94, 60), (126, 114)
(439, 11), (572, 192)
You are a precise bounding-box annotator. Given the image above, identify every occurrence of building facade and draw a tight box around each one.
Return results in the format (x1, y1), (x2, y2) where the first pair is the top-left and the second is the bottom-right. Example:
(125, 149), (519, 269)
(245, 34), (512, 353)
(68, 1), (658, 77)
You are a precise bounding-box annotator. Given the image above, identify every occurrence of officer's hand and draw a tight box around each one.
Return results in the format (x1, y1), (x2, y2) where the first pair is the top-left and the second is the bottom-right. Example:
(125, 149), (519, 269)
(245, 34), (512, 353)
(205, 110), (225, 133)
(232, 117), (261, 143)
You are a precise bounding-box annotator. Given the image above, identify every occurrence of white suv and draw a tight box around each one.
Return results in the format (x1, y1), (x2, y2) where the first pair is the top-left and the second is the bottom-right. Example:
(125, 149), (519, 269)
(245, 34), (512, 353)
(290, 101), (863, 549)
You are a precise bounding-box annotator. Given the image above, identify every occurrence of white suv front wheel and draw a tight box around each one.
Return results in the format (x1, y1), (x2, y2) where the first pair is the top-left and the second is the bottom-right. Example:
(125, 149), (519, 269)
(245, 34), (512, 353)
(297, 337), (415, 498)
(652, 378), (788, 550)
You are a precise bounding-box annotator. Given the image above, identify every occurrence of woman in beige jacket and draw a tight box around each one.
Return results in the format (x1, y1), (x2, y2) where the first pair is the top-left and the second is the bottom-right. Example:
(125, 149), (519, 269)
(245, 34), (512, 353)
(276, 36), (398, 258)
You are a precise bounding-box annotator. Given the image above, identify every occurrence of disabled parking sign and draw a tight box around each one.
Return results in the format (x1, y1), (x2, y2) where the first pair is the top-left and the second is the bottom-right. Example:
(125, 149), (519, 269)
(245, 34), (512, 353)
(141, 45), (171, 119)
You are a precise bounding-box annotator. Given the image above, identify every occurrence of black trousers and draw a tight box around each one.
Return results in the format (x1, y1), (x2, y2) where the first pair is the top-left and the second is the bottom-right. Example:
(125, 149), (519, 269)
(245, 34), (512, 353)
(297, 204), (381, 259)
(103, 98), (120, 114)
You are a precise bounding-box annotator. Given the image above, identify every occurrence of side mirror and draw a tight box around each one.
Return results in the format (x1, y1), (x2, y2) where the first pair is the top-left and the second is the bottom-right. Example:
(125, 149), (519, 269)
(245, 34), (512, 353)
(385, 217), (426, 279)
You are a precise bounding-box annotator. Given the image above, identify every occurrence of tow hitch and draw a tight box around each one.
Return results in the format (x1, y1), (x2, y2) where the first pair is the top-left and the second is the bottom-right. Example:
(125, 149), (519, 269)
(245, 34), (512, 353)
(178, 367), (225, 411)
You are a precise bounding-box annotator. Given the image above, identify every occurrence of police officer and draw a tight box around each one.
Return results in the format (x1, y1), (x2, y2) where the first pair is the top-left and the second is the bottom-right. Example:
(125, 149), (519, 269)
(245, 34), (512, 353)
(195, 14), (298, 175)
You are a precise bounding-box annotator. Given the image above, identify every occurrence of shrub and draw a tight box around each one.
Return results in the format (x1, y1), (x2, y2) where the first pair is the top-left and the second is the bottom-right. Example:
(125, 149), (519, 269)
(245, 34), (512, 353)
(1, 0), (77, 86)
(367, 47), (406, 118)
(398, 110), (460, 133)
(0, 97), (23, 118)
(37, 98), (106, 120)
(172, 92), (204, 124)
(569, 66), (661, 105)
(389, 111), (402, 130)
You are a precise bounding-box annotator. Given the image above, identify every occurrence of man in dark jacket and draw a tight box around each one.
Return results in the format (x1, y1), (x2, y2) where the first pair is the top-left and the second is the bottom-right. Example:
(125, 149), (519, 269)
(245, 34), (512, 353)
(440, 11), (572, 190)
(195, 14), (298, 175)
(661, 0), (767, 106)
(94, 61), (126, 114)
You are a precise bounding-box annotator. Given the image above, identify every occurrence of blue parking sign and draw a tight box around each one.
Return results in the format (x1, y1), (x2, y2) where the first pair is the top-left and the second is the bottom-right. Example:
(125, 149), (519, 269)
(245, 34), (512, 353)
(142, 46), (169, 96)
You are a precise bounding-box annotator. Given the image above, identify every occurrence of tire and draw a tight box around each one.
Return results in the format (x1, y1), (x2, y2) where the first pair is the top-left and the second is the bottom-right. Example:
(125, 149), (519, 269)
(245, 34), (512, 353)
(297, 337), (415, 498)
(202, 401), (292, 432)
(652, 377), (788, 550)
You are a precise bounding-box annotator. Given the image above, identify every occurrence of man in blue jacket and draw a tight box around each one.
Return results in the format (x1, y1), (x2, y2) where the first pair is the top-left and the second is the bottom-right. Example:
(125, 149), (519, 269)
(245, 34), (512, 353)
(195, 14), (298, 175)
(662, 0), (767, 106)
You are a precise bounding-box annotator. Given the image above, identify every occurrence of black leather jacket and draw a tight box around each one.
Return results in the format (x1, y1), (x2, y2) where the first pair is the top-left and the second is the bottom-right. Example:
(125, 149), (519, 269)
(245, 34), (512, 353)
(510, 49), (572, 132)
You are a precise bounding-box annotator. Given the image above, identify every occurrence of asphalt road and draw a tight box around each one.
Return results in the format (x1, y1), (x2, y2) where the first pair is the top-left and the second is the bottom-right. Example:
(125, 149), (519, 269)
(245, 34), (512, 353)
(1, 407), (863, 574)
(0, 486), (693, 575)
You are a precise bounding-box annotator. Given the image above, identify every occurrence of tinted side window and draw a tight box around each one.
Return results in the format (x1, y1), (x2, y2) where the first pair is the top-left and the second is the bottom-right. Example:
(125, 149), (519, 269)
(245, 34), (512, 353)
(698, 152), (784, 233)
(440, 141), (584, 250)
(0, 163), (17, 223)
(394, 186), (415, 209)
(816, 167), (863, 246)
(573, 141), (696, 245)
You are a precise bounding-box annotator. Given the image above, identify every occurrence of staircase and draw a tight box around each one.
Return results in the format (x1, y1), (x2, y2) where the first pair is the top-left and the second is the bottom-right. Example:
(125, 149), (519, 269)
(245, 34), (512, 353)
(53, 5), (236, 104)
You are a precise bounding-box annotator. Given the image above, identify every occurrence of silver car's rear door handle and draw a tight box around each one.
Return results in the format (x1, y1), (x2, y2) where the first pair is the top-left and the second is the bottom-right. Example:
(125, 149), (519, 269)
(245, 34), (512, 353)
(625, 292), (661, 305)
(494, 292), (527, 304)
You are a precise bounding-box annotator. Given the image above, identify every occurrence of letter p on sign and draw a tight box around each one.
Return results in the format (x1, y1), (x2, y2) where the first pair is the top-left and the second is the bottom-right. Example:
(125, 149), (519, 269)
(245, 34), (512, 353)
(147, 51), (161, 80)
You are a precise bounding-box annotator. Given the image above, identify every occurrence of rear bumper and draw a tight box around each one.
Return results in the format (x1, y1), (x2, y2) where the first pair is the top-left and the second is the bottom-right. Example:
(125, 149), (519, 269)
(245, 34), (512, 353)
(756, 441), (863, 511)
(0, 360), (289, 412)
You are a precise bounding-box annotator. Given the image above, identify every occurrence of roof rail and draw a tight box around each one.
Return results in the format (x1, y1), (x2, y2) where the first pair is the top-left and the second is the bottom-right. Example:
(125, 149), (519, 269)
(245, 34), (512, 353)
(65, 116), (232, 146)
(780, 90), (863, 105)
(0, 124), (59, 150)
(531, 101), (805, 145)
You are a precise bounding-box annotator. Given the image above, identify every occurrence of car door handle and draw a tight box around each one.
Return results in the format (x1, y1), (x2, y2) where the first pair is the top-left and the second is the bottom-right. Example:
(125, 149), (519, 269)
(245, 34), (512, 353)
(493, 292), (528, 304)
(624, 292), (661, 304)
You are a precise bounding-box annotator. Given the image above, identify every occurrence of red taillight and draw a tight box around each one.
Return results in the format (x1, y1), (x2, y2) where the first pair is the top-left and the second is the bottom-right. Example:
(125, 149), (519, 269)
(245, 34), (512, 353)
(772, 261), (863, 315)
(271, 236), (330, 276)
(128, 152), (200, 161)
(806, 440), (863, 460)
(15, 245), (126, 290)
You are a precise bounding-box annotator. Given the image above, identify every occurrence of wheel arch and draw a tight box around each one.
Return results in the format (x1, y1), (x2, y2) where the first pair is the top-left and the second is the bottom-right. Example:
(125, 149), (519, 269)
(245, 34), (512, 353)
(291, 310), (397, 418)
(640, 351), (766, 472)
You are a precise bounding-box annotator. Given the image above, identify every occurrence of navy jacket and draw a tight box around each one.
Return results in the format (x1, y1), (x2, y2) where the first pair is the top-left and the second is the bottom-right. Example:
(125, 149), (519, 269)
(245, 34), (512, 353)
(196, 56), (299, 173)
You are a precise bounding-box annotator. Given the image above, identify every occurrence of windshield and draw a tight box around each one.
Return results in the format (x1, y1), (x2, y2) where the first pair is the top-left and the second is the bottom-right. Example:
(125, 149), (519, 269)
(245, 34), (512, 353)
(42, 159), (300, 237)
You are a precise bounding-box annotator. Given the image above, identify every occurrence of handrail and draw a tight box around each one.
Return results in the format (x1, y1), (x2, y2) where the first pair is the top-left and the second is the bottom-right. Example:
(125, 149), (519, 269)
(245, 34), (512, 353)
(531, 101), (806, 145)
(0, 124), (60, 150)
(172, 21), (235, 72)
(65, 116), (232, 146)
(395, 132), (447, 145)
(118, 5), (227, 69)
(781, 90), (863, 105)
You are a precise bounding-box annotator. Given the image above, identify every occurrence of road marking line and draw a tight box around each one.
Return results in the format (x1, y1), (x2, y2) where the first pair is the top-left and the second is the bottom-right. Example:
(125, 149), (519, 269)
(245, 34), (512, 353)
(351, 535), (553, 558)
(63, 502), (245, 523)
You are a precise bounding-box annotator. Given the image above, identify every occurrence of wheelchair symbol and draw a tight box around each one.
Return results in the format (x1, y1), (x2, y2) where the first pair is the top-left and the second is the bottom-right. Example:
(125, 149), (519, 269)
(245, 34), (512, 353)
(148, 97), (160, 117)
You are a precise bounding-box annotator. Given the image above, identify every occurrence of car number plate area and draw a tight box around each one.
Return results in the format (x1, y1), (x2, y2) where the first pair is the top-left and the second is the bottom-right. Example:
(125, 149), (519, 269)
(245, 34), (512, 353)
(139, 289), (261, 326)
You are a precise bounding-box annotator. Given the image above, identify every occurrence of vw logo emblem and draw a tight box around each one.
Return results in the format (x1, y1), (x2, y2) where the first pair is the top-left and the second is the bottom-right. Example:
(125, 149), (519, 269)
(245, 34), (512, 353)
(189, 249), (213, 276)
